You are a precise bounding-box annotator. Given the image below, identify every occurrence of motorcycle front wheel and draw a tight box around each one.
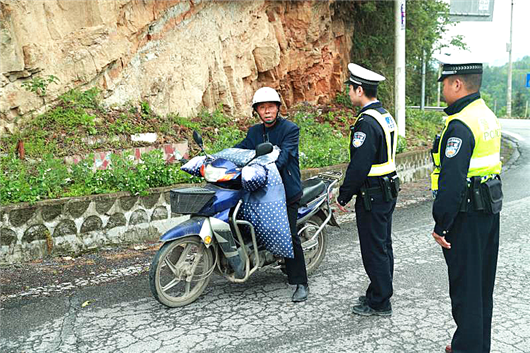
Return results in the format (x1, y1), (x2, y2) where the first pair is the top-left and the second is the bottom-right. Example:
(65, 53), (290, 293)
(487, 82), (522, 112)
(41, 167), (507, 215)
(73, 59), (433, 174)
(149, 236), (214, 307)
(299, 214), (328, 275)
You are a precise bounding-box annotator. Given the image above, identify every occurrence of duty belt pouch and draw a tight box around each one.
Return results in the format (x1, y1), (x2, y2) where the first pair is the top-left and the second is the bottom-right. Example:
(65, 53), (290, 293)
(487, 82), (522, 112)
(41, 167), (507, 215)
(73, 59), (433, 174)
(481, 178), (503, 214)
(390, 175), (400, 198)
(381, 176), (393, 202)
(359, 188), (372, 212)
(471, 177), (485, 211)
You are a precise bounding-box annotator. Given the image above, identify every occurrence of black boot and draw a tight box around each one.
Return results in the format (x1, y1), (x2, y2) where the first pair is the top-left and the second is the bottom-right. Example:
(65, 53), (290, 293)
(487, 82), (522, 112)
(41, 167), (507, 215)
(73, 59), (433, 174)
(292, 284), (309, 302)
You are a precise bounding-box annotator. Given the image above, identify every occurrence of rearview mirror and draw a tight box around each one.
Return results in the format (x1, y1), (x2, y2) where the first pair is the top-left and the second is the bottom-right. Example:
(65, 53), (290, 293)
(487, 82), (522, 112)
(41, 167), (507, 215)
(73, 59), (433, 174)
(192, 131), (204, 148)
(255, 142), (273, 158)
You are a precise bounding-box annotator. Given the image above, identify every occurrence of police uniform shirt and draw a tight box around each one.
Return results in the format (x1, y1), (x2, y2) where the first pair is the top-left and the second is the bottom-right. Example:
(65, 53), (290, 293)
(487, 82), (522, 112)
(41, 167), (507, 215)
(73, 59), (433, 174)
(433, 92), (480, 236)
(338, 101), (395, 205)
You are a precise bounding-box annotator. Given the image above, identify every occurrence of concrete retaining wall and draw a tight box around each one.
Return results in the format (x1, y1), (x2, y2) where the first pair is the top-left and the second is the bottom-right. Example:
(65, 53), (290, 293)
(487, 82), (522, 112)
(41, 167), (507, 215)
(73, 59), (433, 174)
(0, 148), (433, 264)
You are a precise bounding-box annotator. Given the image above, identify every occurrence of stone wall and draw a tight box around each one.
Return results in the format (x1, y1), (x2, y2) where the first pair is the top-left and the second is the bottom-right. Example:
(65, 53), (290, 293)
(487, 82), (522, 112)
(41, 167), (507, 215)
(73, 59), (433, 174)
(0, 0), (354, 134)
(0, 187), (188, 263)
(0, 148), (433, 264)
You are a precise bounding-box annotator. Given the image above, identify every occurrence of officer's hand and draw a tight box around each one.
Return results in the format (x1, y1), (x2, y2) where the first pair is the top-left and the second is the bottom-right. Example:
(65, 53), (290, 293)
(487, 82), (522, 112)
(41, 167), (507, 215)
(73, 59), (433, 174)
(432, 231), (451, 249)
(336, 199), (348, 213)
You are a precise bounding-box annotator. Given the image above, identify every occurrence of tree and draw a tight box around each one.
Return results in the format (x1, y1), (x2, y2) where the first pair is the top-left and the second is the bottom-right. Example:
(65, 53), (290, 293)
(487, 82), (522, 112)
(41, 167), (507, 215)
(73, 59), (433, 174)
(349, 0), (465, 112)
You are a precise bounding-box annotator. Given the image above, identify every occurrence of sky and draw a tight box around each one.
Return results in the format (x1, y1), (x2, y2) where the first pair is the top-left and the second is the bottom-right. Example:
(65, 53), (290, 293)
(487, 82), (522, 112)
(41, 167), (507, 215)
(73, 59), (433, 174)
(440, 0), (530, 66)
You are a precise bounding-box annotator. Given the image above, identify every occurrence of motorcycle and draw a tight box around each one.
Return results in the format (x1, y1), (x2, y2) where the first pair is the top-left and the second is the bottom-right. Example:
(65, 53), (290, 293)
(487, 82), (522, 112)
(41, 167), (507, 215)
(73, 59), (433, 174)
(149, 131), (341, 307)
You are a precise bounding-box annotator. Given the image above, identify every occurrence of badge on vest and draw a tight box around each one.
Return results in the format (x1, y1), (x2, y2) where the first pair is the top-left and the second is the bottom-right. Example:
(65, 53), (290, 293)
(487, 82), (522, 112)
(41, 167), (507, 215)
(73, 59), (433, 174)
(445, 137), (462, 158)
(385, 116), (395, 130)
(352, 132), (366, 148)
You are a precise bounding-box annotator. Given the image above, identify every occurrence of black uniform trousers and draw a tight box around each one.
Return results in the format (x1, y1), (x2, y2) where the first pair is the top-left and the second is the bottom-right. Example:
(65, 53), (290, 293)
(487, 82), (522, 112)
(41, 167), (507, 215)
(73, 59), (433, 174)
(285, 200), (308, 285)
(443, 210), (500, 353)
(355, 192), (396, 310)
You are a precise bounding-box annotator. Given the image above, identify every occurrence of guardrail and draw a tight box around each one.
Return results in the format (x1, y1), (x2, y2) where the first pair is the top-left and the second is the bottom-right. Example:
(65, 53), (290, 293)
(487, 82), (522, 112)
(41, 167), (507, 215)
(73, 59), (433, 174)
(407, 106), (445, 112)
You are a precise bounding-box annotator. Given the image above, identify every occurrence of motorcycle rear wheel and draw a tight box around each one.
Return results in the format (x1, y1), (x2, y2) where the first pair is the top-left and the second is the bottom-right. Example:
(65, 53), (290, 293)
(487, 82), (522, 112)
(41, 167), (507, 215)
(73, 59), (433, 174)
(149, 236), (214, 307)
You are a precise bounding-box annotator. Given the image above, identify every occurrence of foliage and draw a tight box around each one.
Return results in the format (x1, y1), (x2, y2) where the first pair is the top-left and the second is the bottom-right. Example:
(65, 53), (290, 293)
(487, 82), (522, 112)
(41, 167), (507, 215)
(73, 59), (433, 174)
(403, 108), (445, 150)
(1, 81), (444, 205)
(349, 0), (464, 111)
(292, 112), (350, 169)
(21, 74), (59, 98)
(481, 56), (530, 118)
(0, 151), (199, 205)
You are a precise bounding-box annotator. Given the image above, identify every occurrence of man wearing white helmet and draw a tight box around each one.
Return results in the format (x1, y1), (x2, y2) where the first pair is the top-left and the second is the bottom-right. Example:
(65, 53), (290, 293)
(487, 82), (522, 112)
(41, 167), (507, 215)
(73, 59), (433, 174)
(235, 86), (309, 302)
(336, 63), (399, 317)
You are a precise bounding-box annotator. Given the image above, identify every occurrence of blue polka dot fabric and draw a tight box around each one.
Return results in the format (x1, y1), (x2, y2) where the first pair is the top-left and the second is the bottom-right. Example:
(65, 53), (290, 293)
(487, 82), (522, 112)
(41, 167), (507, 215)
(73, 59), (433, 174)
(180, 156), (206, 176)
(181, 147), (294, 258)
(239, 149), (293, 259)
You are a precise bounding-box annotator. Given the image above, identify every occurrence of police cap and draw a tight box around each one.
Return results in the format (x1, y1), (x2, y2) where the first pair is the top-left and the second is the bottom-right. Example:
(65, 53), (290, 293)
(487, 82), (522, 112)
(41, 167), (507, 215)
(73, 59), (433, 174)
(437, 54), (483, 82)
(345, 63), (385, 88)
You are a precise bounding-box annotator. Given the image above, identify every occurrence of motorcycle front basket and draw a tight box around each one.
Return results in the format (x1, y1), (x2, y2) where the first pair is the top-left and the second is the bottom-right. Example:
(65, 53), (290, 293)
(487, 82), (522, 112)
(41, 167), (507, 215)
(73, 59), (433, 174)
(170, 187), (216, 214)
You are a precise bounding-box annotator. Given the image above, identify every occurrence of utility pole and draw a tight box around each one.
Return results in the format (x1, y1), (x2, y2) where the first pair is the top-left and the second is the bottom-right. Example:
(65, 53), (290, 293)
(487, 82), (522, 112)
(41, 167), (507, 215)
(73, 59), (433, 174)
(421, 49), (426, 111)
(395, 0), (406, 136)
(506, 0), (514, 118)
(437, 63), (441, 107)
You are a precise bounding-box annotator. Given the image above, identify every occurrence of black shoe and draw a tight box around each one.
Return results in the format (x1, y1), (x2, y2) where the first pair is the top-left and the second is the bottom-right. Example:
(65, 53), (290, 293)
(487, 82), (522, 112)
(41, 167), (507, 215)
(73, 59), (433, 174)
(358, 295), (368, 305)
(351, 303), (392, 317)
(292, 284), (309, 302)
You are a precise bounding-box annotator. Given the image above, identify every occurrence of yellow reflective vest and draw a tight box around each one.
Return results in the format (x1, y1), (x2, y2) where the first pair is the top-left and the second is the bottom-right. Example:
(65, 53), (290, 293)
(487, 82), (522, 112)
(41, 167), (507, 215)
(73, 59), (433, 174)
(431, 98), (502, 191)
(362, 109), (398, 177)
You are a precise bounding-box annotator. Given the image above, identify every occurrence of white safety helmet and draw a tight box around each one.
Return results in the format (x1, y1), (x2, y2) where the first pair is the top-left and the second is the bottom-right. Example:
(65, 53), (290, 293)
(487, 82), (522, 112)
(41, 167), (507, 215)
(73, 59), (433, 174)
(252, 87), (282, 109)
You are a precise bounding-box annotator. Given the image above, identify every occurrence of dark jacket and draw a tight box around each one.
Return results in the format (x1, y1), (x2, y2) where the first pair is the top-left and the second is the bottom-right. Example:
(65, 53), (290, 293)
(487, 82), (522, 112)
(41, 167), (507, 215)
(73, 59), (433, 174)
(338, 101), (396, 206)
(235, 116), (303, 204)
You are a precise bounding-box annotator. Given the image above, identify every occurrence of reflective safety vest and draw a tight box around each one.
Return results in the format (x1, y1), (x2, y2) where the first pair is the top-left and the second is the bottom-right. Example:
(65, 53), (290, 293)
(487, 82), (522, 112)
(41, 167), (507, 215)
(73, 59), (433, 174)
(431, 98), (502, 191)
(362, 109), (398, 177)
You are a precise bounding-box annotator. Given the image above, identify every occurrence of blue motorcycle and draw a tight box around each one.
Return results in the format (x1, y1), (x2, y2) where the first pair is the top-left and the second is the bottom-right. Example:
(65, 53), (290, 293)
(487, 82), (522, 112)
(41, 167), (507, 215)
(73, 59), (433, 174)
(149, 132), (341, 307)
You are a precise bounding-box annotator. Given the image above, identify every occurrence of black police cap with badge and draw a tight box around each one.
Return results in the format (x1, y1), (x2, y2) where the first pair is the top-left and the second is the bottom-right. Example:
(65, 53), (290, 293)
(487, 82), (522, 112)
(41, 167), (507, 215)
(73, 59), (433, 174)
(345, 63), (385, 88)
(437, 55), (483, 82)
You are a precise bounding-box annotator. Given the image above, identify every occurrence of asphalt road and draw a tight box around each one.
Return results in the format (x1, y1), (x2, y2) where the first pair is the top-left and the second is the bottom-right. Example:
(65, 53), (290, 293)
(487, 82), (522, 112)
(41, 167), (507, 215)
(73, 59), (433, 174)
(1, 119), (529, 353)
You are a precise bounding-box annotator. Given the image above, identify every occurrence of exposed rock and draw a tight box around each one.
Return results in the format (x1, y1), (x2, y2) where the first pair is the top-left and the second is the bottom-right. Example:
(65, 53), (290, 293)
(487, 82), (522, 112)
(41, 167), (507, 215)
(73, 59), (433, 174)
(120, 196), (138, 211)
(23, 224), (49, 243)
(106, 212), (127, 229)
(129, 209), (148, 225)
(53, 219), (77, 237)
(0, 0), (353, 134)
(65, 200), (91, 219)
(151, 206), (168, 221)
(1, 227), (17, 246)
(41, 204), (63, 222)
(80, 215), (103, 233)
(9, 207), (36, 227)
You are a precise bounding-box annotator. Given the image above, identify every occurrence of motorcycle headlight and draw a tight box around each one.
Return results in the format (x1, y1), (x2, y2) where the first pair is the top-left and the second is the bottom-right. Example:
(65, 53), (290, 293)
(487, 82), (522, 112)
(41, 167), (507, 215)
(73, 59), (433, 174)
(203, 164), (228, 182)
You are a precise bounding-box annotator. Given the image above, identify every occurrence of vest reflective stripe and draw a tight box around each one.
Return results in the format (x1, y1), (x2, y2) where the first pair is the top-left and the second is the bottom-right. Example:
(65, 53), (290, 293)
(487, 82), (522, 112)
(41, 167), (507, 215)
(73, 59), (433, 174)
(362, 109), (398, 177)
(469, 152), (500, 170)
(430, 98), (502, 191)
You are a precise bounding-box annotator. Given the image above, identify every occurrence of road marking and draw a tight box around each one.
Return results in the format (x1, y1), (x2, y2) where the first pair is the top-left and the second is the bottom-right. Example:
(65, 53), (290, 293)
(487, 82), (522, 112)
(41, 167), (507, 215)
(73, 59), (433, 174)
(502, 130), (523, 141)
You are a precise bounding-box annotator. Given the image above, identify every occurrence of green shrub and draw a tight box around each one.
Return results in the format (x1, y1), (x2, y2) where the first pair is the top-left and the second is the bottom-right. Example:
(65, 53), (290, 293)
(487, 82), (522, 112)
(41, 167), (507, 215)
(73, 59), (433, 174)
(292, 112), (350, 168)
(0, 151), (199, 205)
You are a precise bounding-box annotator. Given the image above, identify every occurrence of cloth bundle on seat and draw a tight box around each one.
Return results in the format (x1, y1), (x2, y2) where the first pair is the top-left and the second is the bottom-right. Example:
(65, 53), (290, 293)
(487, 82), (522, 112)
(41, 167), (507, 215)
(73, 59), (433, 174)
(180, 147), (293, 258)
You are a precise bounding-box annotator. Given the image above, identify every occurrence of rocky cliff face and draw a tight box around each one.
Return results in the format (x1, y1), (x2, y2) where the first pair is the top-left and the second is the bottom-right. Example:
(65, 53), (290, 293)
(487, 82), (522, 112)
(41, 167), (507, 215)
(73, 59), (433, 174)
(0, 0), (353, 134)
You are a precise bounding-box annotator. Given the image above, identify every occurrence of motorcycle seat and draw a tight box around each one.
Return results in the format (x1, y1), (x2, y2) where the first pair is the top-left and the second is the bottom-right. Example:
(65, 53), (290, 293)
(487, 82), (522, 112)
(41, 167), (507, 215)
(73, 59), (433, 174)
(300, 179), (326, 206)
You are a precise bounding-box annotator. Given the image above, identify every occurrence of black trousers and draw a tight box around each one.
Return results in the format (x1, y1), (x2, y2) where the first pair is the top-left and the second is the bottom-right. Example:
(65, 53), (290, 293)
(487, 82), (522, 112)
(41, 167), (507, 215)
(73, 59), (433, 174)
(285, 201), (308, 285)
(443, 211), (500, 353)
(355, 192), (396, 310)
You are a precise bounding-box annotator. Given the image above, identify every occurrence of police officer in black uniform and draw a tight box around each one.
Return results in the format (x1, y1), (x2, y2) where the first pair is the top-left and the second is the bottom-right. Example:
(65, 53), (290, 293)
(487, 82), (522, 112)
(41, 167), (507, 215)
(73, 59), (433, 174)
(336, 63), (399, 317)
(432, 58), (503, 353)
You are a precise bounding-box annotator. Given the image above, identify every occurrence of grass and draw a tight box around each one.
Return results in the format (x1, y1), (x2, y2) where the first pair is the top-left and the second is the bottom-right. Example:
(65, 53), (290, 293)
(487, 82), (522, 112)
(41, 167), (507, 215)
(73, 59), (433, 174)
(0, 87), (444, 205)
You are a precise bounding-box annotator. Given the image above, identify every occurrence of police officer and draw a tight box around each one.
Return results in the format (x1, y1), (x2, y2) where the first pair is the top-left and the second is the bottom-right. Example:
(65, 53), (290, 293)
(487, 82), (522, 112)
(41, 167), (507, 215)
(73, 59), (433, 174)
(336, 63), (399, 316)
(234, 87), (309, 302)
(431, 58), (502, 353)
